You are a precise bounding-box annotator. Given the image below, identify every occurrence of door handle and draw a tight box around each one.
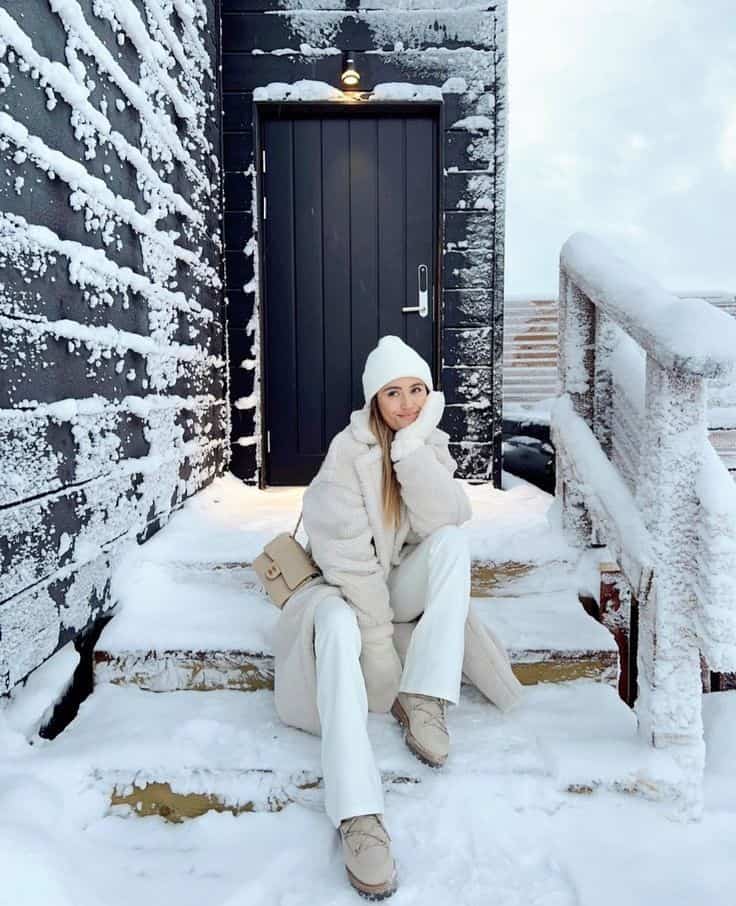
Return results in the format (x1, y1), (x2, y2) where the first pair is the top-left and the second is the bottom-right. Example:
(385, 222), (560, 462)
(402, 264), (429, 318)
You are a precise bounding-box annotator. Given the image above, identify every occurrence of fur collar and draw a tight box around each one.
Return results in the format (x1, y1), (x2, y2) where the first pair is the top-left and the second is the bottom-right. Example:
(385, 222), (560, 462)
(349, 406), (378, 446)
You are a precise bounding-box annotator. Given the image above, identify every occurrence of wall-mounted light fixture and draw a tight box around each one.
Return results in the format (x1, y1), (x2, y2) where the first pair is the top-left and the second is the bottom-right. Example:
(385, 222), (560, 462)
(341, 54), (360, 88)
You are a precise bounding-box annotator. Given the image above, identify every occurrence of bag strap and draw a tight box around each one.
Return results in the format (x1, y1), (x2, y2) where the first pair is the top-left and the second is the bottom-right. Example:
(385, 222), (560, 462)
(292, 509), (304, 538)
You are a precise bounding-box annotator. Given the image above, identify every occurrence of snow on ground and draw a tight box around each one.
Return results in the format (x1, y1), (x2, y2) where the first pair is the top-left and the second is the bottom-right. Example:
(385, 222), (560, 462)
(121, 472), (576, 571)
(99, 559), (278, 653)
(481, 592), (614, 656)
(21, 682), (648, 795)
(100, 473), (582, 654)
(2, 475), (735, 904)
(1, 675), (735, 905)
(2, 642), (79, 739)
(504, 399), (555, 427)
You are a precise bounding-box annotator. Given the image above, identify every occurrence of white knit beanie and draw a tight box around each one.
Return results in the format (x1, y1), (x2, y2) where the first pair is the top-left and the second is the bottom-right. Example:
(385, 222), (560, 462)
(362, 335), (433, 406)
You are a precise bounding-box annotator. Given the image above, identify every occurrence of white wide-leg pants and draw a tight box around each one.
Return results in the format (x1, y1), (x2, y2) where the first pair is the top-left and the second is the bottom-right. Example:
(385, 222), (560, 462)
(314, 525), (471, 827)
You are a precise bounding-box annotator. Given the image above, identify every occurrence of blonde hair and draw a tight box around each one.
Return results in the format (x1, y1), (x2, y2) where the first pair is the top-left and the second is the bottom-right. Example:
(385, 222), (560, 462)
(369, 396), (402, 528)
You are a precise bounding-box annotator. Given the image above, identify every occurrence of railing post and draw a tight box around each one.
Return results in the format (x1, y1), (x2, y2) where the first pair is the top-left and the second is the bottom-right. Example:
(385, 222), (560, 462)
(555, 268), (569, 501)
(562, 282), (595, 423)
(634, 355), (707, 816)
(593, 309), (617, 457)
(599, 562), (634, 704)
(557, 268), (595, 544)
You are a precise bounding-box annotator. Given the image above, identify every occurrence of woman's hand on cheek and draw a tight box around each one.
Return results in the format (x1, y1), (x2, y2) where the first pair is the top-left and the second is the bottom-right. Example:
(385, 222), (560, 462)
(390, 390), (445, 462)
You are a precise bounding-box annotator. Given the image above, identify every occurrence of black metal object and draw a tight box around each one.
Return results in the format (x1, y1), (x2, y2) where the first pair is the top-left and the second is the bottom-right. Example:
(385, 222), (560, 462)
(503, 423), (555, 494)
(628, 594), (639, 707)
(258, 106), (439, 485)
(38, 614), (113, 740)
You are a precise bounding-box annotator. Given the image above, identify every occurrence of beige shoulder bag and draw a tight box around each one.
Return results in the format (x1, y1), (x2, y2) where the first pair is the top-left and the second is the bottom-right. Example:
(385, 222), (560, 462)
(253, 511), (321, 608)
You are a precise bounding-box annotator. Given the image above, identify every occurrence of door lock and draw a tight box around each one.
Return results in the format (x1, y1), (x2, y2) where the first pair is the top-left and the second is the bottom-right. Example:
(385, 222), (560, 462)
(402, 264), (429, 318)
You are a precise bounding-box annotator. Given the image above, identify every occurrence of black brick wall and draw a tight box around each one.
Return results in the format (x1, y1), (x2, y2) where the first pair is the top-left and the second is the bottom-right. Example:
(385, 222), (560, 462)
(0, 0), (226, 694)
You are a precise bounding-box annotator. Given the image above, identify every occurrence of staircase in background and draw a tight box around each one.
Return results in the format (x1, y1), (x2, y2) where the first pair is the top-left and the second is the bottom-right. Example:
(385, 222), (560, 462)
(503, 292), (736, 481)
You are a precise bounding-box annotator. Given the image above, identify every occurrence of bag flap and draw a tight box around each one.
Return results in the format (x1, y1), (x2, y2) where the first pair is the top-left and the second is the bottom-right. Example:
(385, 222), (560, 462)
(263, 533), (318, 590)
(253, 550), (280, 581)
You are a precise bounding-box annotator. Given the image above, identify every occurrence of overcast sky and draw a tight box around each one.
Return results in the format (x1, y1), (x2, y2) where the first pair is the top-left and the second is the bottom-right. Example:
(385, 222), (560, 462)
(505, 0), (736, 296)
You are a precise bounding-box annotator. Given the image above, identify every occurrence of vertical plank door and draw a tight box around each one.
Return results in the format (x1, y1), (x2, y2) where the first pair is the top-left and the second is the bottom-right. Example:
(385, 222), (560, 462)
(262, 110), (437, 485)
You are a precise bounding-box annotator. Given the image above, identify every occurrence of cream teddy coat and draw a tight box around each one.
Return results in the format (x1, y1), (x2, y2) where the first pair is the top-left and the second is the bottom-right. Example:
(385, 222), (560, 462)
(272, 406), (524, 736)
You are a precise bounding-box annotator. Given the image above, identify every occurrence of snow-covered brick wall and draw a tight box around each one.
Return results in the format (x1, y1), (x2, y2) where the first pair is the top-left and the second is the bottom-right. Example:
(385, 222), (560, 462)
(0, 0), (226, 695)
(221, 0), (507, 484)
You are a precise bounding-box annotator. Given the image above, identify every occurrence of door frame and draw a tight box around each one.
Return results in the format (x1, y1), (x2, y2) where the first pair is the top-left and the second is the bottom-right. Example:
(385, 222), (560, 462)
(254, 99), (444, 488)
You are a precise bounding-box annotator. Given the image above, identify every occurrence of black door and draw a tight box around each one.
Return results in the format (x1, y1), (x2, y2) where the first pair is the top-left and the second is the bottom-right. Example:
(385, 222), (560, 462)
(261, 107), (438, 486)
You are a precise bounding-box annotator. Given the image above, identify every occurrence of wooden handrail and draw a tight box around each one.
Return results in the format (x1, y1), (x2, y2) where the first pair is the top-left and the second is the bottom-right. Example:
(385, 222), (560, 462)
(561, 233), (736, 379)
(552, 232), (736, 820)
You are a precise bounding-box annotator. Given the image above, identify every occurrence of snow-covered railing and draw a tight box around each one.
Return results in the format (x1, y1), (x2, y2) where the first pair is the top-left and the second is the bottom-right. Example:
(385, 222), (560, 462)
(551, 232), (736, 816)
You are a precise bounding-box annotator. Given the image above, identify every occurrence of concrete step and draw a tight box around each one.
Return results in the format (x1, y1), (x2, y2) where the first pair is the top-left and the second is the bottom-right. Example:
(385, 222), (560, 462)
(45, 681), (663, 823)
(95, 560), (617, 692)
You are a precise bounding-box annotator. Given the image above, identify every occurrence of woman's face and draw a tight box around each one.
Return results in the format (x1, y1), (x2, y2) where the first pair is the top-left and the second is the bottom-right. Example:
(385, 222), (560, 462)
(375, 377), (428, 432)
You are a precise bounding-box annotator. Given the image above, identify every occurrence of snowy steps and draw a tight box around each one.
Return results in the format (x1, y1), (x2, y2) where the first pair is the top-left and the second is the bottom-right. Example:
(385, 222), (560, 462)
(52, 681), (660, 824)
(94, 559), (619, 692)
(65, 481), (667, 825)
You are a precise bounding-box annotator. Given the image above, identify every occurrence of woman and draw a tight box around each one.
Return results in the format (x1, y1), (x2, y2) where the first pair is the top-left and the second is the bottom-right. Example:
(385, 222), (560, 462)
(273, 336), (523, 899)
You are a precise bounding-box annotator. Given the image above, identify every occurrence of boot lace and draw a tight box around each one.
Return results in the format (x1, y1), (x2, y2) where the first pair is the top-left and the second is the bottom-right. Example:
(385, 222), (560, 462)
(410, 695), (448, 736)
(340, 815), (390, 857)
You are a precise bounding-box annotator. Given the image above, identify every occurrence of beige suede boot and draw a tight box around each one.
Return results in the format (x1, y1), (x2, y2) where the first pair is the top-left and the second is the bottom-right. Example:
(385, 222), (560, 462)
(339, 814), (397, 900)
(391, 692), (449, 768)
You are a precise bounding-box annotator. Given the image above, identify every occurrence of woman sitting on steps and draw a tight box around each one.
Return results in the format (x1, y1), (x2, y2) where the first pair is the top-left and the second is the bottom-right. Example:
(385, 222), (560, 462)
(273, 335), (523, 900)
